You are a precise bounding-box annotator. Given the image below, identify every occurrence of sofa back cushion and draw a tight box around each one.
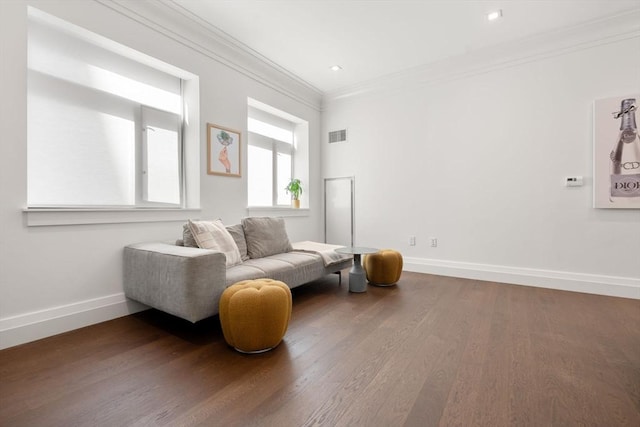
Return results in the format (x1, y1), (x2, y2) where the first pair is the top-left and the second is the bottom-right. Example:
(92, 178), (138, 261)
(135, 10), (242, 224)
(241, 216), (293, 259)
(188, 219), (242, 267)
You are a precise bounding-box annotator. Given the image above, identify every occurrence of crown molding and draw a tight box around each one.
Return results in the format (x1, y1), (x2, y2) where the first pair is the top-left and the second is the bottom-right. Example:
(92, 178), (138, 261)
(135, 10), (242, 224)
(323, 9), (640, 108)
(94, 0), (323, 111)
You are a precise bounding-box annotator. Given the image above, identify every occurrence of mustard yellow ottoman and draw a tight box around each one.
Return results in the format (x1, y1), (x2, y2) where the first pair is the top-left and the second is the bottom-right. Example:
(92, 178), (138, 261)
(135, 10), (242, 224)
(219, 279), (292, 353)
(364, 249), (403, 286)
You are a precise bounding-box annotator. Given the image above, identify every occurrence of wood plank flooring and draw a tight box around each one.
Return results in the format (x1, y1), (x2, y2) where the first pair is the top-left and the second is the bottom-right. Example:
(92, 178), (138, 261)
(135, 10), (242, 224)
(1, 272), (639, 426)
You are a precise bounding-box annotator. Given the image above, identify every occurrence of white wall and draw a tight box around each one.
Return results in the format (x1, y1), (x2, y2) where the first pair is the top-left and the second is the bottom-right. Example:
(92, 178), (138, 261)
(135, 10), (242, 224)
(0, 0), (324, 349)
(322, 16), (640, 298)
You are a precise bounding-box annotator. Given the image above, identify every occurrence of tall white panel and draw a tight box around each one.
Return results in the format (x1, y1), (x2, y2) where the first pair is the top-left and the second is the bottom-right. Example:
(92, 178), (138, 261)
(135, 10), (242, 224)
(324, 177), (354, 246)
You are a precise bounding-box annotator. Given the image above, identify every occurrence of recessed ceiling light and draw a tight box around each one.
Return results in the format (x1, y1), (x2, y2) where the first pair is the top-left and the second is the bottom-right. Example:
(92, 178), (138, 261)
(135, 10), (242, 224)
(487, 9), (502, 21)
(330, 65), (343, 72)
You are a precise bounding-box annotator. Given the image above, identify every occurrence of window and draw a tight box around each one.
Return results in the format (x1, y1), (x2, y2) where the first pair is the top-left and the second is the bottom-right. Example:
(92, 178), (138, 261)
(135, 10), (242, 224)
(27, 8), (198, 209)
(247, 99), (309, 208)
(142, 107), (182, 205)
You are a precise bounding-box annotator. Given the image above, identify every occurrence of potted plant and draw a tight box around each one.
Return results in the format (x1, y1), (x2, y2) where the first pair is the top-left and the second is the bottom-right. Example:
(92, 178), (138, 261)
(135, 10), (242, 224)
(285, 178), (303, 208)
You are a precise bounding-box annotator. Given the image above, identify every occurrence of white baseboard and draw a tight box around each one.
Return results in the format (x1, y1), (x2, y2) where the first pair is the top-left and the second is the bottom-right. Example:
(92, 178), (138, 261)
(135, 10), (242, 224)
(404, 257), (640, 300)
(0, 293), (148, 350)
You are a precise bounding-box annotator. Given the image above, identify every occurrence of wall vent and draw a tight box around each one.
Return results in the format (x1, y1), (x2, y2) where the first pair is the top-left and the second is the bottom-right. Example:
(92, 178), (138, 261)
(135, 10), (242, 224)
(328, 129), (347, 144)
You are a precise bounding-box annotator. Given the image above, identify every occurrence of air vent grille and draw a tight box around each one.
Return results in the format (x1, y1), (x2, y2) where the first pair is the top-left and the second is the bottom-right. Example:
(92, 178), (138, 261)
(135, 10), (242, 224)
(328, 129), (347, 144)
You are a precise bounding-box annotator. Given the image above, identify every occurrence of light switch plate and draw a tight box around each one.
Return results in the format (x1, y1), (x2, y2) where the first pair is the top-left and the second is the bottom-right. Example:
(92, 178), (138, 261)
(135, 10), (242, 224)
(565, 176), (583, 187)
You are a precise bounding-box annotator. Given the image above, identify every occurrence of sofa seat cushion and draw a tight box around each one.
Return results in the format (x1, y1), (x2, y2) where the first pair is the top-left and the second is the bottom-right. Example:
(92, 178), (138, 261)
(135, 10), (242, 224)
(225, 264), (270, 287)
(240, 252), (326, 287)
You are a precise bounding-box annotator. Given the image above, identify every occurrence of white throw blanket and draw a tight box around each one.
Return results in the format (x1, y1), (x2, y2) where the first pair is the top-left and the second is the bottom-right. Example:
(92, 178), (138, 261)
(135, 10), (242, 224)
(291, 241), (352, 266)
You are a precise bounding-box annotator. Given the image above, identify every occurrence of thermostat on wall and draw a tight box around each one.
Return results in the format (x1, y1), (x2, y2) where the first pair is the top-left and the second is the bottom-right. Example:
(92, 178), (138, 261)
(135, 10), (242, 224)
(565, 176), (584, 187)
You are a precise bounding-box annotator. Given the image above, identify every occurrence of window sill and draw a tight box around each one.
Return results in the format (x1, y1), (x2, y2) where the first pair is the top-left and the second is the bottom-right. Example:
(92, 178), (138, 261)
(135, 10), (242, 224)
(23, 207), (201, 227)
(246, 206), (310, 218)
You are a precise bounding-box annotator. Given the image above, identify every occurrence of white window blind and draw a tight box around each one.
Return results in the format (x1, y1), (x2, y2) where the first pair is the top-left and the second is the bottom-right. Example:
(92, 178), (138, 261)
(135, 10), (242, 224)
(27, 9), (183, 208)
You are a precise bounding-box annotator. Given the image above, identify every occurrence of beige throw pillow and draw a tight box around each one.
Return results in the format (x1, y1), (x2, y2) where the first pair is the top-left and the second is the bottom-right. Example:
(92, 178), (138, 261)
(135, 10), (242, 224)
(187, 219), (242, 267)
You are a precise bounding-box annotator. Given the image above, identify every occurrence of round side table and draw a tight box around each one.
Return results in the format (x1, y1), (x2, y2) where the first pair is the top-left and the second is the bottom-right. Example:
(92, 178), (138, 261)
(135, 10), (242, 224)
(335, 247), (378, 293)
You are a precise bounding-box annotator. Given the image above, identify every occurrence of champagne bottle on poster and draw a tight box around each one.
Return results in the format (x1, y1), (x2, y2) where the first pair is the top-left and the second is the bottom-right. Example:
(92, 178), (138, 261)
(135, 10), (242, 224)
(610, 98), (640, 203)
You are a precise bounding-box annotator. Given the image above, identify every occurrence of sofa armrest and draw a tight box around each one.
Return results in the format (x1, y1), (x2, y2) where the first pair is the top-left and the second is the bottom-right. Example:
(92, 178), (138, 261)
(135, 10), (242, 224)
(123, 242), (226, 322)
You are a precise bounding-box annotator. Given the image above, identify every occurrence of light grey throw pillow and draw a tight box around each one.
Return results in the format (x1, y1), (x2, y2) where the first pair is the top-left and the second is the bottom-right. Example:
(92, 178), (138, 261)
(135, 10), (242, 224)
(241, 216), (293, 259)
(182, 223), (199, 248)
(225, 223), (249, 261)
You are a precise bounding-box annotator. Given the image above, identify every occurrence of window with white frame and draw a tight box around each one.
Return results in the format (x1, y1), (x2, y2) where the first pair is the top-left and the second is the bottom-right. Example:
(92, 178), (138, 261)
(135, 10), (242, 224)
(247, 100), (309, 208)
(27, 8), (198, 209)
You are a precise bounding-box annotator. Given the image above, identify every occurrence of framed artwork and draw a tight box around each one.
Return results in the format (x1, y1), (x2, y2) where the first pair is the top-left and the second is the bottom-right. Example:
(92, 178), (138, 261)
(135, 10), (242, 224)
(593, 94), (640, 209)
(207, 123), (241, 177)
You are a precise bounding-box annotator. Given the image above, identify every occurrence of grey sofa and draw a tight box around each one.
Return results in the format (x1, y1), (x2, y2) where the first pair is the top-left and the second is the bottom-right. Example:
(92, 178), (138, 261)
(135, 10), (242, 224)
(123, 218), (352, 323)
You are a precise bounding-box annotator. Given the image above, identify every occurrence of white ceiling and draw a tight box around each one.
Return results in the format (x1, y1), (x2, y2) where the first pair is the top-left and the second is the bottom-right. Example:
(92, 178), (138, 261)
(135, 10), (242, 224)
(172, 0), (640, 93)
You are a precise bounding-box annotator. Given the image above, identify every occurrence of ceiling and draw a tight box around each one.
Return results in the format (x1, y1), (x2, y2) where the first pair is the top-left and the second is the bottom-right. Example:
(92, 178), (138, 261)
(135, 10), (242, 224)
(172, 0), (640, 93)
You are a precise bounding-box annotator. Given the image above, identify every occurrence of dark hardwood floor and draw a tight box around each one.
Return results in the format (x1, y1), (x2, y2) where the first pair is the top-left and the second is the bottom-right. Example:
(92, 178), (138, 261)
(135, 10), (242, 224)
(1, 271), (639, 426)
